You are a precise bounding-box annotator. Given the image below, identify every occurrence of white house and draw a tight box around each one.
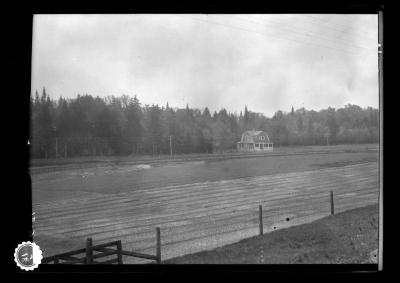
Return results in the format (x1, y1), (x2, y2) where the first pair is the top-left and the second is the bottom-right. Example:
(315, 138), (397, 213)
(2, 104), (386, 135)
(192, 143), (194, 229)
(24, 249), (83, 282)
(237, 130), (273, 152)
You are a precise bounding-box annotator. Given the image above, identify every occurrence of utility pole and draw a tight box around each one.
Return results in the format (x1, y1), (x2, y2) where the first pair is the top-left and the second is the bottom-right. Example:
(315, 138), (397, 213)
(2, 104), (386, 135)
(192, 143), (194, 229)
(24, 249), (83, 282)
(64, 139), (67, 158)
(169, 136), (172, 158)
(55, 137), (58, 158)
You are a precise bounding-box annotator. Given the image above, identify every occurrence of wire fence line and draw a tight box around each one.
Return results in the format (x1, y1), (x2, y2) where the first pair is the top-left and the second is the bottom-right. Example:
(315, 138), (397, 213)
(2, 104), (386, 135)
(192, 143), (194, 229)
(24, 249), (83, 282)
(30, 136), (184, 159)
(33, 182), (377, 232)
(35, 189), (377, 242)
(34, 162), (379, 263)
(118, 189), (378, 263)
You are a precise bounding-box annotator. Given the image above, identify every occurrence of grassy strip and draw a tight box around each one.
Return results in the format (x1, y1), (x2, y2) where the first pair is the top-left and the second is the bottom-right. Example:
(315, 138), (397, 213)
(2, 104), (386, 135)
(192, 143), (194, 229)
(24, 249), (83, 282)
(30, 144), (377, 168)
(163, 204), (379, 264)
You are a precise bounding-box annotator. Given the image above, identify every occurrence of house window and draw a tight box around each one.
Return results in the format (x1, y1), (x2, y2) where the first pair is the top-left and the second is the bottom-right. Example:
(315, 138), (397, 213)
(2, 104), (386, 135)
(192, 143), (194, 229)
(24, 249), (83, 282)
(260, 136), (265, 140)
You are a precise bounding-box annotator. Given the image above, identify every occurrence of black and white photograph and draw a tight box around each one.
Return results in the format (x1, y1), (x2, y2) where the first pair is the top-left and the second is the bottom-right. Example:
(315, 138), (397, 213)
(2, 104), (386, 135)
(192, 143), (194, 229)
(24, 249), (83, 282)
(28, 13), (382, 268)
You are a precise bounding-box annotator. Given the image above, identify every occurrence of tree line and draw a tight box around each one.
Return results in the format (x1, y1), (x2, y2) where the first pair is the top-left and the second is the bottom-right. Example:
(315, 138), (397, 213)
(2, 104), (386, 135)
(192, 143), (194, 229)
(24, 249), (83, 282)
(30, 88), (379, 158)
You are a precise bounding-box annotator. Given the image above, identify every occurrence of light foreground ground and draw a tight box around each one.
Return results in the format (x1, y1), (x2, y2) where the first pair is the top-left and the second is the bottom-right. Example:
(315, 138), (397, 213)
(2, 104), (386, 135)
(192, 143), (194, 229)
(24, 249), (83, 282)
(32, 145), (379, 264)
(165, 204), (379, 264)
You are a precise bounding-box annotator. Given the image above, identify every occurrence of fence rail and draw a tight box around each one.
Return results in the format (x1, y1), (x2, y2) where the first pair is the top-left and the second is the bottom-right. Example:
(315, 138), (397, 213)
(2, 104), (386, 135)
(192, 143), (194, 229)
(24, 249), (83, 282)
(38, 188), (375, 264)
(42, 227), (161, 264)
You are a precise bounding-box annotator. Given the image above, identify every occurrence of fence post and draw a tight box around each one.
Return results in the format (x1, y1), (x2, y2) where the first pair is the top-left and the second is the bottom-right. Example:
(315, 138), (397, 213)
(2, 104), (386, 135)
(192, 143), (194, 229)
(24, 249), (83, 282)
(259, 205), (263, 235)
(86, 238), (93, 264)
(156, 227), (161, 264)
(116, 240), (123, 264)
(330, 191), (334, 215)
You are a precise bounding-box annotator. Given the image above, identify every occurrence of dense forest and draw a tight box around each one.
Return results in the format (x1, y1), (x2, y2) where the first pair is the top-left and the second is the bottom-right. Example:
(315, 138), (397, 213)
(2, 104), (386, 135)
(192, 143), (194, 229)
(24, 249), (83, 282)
(30, 88), (379, 158)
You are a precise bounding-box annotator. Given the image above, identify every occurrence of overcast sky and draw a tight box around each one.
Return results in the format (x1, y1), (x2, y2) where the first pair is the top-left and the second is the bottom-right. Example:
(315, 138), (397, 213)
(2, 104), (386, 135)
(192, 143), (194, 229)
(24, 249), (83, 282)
(31, 14), (378, 117)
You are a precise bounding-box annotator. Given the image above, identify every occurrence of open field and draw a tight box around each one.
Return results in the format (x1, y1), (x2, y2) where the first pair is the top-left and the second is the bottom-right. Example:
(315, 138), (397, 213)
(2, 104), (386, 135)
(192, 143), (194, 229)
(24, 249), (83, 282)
(30, 143), (377, 174)
(32, 144), (380, 263)
(164, 204), (379, 264)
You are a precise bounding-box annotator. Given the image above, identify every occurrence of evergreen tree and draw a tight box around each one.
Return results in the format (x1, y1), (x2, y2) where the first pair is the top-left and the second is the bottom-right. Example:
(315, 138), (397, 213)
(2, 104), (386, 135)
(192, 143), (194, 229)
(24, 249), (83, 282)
(30, 88), (380, 158)
(124, 95), (143, 154)
(326, 107), (338, 143)
(243, 106), (250, 130)
(33, 88), (54, 157)
(297, 115), (304, 133)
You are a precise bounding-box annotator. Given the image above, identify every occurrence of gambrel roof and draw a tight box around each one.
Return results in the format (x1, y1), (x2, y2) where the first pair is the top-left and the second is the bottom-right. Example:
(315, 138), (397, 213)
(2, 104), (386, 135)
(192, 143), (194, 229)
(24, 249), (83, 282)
(240, 130), (271, 143)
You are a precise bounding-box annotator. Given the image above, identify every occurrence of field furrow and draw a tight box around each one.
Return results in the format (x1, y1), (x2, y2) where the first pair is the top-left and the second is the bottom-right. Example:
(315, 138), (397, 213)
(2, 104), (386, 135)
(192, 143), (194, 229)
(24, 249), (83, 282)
(34, 161), (379, 262)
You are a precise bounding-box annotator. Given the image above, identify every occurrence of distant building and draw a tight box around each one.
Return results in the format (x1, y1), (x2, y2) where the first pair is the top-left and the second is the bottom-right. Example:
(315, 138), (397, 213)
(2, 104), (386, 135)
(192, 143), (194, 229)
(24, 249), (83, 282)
(237, 130), (273, 152)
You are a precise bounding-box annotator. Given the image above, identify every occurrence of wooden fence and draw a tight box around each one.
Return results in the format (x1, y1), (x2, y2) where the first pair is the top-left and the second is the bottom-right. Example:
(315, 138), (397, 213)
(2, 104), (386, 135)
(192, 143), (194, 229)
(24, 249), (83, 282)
(42, 227), (161, 264)
(258, 191), (335, 235)
(43, 191), (338, 264)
